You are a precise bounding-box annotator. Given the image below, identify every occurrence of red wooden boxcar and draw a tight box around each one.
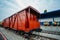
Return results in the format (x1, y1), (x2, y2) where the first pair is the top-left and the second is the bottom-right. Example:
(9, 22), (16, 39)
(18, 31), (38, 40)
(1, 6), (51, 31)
(2, 6), (41, 33)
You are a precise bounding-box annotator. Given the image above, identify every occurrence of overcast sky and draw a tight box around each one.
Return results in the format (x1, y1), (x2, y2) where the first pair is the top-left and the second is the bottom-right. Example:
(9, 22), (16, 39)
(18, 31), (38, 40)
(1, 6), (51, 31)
(0, 0), (60, 21)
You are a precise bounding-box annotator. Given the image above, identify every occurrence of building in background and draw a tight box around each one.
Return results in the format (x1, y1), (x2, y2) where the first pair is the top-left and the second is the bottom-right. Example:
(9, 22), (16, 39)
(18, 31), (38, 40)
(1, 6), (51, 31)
(40, 10), (60, 26)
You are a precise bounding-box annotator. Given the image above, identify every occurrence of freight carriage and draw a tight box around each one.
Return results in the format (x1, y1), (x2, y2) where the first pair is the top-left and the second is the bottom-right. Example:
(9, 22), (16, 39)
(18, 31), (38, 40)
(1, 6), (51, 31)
(2, 6), (42, 35)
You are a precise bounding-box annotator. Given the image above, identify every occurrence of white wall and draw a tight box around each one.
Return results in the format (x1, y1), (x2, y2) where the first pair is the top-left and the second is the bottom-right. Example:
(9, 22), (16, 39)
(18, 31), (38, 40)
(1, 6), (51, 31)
(39, 17), (60, 22)
(39, 18), (53, 22)
(54, 17), (60, 21)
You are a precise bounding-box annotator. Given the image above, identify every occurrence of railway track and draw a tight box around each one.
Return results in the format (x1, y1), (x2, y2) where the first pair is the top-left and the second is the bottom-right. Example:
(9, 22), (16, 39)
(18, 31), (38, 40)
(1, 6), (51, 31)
(0, 26), (59, 40)
(21, 32), (57, 40)
(41, 30), (60, 35)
